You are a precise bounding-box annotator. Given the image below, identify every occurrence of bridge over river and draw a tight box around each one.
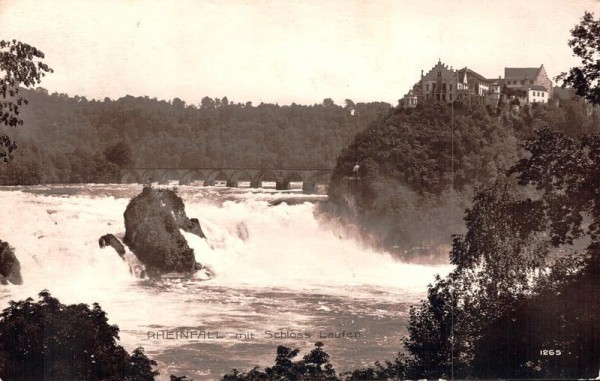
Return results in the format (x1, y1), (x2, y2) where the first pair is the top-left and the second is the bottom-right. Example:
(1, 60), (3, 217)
(120, 167), (334, 191)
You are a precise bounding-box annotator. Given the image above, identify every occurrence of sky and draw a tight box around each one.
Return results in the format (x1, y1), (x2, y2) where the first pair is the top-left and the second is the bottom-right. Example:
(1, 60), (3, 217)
(0, 0), (598, 106)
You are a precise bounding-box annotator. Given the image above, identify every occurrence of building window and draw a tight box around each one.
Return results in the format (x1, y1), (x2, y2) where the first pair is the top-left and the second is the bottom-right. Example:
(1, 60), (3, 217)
(542, 93), (545, 97)
(449, 84), (452, 91)
(426, 84), (429, 92)
(450, 94), (453, 101)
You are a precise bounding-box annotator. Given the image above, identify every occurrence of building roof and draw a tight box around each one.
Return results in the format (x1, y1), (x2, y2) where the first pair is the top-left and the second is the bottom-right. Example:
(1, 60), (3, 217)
(519, 84), (548, 92)
(457, 67), (489, 83)
(529, 85), (548, 91)
(505, 67), (540, 79)
(421, 60), (450, 77)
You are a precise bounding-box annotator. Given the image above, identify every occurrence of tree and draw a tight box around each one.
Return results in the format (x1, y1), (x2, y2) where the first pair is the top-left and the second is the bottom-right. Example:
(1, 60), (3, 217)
(104, 141), (133, 168)
(0, 291), (159, 381)
(200, 96), (215, 109)
(322, 98), (335, 107)
(557, 12), (600, 105)
(222, 342), (340, 380)
(0, 141), (48, 184)
(399, 128), (600, 379)
(0, 40), (53, 162)
(171, 97), (186, 109)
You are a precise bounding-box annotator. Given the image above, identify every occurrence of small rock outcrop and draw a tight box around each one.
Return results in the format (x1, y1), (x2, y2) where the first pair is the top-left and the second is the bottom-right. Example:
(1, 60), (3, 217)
(99, 234), (126, 258)
(170, 375), (192, 381)
(122, 187), (209, 278)
(99, 233), (147, 278)
(182, 217), (206, 238)
(0, 240), (22, 285)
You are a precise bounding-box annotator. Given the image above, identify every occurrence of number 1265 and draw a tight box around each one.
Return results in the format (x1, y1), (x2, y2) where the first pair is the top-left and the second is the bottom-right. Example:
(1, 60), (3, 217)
(540, 349), (561, 356)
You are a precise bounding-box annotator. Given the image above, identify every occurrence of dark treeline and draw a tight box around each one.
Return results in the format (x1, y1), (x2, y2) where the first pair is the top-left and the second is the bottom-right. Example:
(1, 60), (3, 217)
(324, 99), (600, 254)
(0, 88), (391, 185)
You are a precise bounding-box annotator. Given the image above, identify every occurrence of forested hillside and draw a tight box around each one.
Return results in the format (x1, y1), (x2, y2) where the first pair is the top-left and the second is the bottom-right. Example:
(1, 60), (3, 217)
(325, 99), (600, 254)
(0, 88), (391, 185)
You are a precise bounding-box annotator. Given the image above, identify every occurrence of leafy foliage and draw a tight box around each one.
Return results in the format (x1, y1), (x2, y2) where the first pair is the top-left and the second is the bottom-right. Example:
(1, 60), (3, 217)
(222, 342), (339, 381)
(557, 12), (600, 105)
(104, 141), (133, 168)
(0, 40), (52, 162)
(341, 359), (403, 381)
(222, 342), (411, 381)
(510, 127), (600, 243)
(398, 128), (600, 379)
(0, 290), (158, 381)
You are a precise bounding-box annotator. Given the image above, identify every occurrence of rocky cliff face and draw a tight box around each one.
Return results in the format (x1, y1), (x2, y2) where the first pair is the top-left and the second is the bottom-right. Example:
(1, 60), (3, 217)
(0, 240), (22, 285)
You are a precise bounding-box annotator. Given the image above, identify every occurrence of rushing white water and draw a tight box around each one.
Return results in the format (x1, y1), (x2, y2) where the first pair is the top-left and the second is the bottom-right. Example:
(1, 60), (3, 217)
(0, 184), (452, 380)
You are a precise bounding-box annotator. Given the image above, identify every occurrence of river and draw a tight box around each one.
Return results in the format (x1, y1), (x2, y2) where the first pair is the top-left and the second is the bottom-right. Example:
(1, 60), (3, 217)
(0, 184), (452, 380)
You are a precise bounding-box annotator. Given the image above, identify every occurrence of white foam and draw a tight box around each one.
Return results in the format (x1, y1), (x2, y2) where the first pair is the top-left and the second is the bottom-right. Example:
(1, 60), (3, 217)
(185, 198), (450, 291)
(0, 185), (452, 337)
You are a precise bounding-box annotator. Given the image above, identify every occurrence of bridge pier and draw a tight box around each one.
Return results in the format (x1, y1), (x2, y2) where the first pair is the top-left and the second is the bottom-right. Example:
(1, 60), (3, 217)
(275, 181), (290, 190)
(226, 180), (239, 188)
(302, 182), (316, 192)
(250, 180), (261, 188)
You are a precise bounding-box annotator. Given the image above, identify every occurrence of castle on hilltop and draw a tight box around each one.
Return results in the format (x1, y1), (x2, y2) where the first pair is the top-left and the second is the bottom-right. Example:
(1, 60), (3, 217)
(402, 60), (552, 108)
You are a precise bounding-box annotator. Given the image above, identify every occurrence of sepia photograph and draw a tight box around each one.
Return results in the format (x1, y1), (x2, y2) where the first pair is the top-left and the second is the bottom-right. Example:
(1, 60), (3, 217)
(0, 0), (599, 380)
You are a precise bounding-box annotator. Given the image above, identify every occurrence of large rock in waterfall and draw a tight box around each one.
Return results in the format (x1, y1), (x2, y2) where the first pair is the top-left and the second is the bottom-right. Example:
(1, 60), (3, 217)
(122, 186), (208, 278)
(0, 240), (23, 285)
